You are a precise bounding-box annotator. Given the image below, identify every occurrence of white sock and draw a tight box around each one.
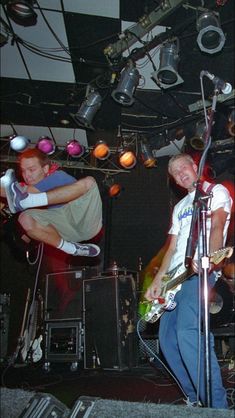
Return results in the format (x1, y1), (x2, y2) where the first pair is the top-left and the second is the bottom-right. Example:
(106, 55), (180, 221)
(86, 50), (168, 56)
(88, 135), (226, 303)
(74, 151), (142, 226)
(57, 239), (76, 255)
(20, 192), (48, 209)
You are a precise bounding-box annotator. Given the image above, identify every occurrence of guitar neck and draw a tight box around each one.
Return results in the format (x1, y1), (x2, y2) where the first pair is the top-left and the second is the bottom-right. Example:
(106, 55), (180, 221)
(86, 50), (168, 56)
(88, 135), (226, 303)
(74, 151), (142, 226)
(163, 246), (234, 293)
(28, 301), (39, 343)
(20, 288), (31, 338)
(164, 269), (192, 293)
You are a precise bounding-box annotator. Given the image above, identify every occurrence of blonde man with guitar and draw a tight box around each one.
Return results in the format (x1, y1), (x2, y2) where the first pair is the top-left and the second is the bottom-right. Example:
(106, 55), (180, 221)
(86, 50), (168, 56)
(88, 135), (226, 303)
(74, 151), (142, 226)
(145, 153), (233, 409)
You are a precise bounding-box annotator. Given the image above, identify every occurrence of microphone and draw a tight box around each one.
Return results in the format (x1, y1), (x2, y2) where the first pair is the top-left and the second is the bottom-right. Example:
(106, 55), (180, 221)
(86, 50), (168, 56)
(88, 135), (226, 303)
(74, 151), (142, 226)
(200, 70), (232, 94)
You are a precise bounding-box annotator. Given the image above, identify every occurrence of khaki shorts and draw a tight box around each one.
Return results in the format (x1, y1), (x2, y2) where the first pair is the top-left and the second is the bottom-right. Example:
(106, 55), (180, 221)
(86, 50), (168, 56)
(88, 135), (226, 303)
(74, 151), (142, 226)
(24, 182), (102, 242)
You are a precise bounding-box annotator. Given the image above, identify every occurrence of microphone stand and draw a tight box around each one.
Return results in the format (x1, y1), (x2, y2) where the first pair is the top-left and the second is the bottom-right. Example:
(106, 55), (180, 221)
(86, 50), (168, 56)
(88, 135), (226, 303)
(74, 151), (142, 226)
(184, 84), (220, 408)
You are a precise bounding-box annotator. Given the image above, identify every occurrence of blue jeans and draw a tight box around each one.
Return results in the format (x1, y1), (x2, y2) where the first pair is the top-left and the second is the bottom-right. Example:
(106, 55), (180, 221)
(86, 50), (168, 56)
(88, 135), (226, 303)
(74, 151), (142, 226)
(159, 274), (228, 409)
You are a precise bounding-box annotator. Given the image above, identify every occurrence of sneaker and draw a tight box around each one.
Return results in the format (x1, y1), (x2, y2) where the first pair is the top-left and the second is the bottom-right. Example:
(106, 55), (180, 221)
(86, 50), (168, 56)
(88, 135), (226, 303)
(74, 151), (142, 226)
(5, 179), (29, 214)
(184, 397), (202, 407)
(0, 168), (17, 187)
(72, 243), (100, 257)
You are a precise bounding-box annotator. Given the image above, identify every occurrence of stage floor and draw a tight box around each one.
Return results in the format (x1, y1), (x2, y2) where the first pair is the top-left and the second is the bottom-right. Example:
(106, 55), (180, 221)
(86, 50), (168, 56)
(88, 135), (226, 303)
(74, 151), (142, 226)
(0, 356), (234, 411)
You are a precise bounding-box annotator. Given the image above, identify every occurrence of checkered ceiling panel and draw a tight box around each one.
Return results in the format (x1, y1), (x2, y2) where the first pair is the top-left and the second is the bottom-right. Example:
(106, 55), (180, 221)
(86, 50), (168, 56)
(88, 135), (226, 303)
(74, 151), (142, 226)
(0, 0), (234, 154)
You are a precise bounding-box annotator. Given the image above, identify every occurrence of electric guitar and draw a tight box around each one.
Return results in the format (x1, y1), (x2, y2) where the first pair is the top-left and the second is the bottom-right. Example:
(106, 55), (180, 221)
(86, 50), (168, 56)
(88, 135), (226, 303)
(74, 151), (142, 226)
(21, 290), (43, 363)
(12, 288), (31, 363)
(30, 291), (43, 363)
(143, 247), (234, 323)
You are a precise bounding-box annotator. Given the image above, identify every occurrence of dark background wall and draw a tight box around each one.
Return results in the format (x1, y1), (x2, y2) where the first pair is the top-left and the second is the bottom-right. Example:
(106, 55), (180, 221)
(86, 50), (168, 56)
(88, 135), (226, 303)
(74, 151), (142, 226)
(106, 158), (171, 270)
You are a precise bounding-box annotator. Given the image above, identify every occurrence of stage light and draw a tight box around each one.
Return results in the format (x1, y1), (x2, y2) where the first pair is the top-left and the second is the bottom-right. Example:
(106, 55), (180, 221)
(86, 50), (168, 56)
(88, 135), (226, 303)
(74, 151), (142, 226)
(7, 1), (37, 26)
(118, 148), (137, 169)
(73, 90), (102, 130)
(65, 139), (85, 157)
(103, 176), (121, 198)
(151, 39), (183, 89)
(10, 135), (30, 152)
(140, 140), (156, 168)
(189, 120), (206, 151)
(36, 136), (56, 155)
(108, 182), (121, 198)
(111, 62), (140, 106)
(196, 11), (225, 54)
(92, 141), (110, 160)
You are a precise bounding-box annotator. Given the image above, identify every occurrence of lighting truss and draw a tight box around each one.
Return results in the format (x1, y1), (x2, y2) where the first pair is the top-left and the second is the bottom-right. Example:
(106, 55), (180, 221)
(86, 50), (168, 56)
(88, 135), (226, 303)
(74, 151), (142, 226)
(104, 0), (185, 59)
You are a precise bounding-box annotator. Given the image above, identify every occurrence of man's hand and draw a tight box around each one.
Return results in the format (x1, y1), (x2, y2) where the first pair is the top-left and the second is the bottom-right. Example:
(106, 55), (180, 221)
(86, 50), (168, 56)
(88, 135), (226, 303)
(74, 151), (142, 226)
(144, 277), (162, 301)
(191, 259), (199, 273)
(191, 259), (218, 273)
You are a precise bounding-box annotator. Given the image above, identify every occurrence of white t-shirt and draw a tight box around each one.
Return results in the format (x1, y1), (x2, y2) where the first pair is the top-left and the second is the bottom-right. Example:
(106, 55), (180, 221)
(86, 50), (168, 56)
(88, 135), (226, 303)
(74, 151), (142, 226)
(168, 181), (233, 271)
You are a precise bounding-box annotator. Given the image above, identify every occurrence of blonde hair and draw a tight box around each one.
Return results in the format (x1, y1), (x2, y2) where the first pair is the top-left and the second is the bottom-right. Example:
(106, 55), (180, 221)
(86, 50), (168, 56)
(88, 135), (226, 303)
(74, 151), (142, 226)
(168, 153), (195, 176)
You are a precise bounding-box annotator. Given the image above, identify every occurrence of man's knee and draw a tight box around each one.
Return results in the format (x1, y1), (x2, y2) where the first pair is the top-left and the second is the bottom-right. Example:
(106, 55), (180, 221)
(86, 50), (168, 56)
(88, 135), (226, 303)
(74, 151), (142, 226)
(79, 176), (96, 191)
(18, 212), (35, 231)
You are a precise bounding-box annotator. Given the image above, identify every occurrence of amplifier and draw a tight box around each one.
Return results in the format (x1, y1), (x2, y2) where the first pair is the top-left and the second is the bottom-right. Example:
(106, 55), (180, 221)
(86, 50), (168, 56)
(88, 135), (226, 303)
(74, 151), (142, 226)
(83, 274), (137, 370)
(44, 268), (97, 321)
(44, 320), (83, 363)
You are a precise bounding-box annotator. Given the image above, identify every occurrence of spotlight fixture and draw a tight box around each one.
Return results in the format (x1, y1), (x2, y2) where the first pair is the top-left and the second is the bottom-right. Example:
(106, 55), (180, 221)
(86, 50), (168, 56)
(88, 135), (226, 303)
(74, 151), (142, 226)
(36, 136), (56, 155)
(65, 139), (85, 157)
(140, 140), (156, 168)
(196, 11), (225, 54)
(92, 141), (110, 160)
(108, 182), (121, 198)
(7, 1), (37, 26)
(103, 176), (121, 198)
(189, 120), (206, 151)
(111, 61), (140, 106)
(118, 148), (137, 169)
(10, 135), (30, 152)
(73, 90), (102, 130)
(151, 39), (184, 89)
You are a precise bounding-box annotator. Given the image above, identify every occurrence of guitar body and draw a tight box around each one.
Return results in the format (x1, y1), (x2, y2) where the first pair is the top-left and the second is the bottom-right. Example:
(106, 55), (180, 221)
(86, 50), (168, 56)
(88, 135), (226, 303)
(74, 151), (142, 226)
(144, 264), (188, 323)
(20, 300), (38, 362)
(143, 247), (234, 324)
(144, 287), (183, 323)
(20, 290), (44, 363)
(32, 335), (43, 363)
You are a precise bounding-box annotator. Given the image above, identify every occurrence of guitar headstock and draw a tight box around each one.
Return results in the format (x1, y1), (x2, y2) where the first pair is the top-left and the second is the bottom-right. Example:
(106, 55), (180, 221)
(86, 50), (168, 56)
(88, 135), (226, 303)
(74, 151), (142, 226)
(210, 247), (234, 265)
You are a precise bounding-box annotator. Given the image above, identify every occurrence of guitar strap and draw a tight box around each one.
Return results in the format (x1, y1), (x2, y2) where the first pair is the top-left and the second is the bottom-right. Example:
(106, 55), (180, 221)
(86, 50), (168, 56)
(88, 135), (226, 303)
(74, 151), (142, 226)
(205, 182), (215, 195)
(203, 182), (223, 281)
(190, 182), (215, 258)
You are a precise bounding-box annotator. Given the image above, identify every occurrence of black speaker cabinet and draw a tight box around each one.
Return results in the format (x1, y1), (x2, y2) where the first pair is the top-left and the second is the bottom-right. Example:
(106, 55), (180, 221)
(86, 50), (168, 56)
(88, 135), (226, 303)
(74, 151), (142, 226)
(83, 275), (137, 370)
(44, 269), (86, 321)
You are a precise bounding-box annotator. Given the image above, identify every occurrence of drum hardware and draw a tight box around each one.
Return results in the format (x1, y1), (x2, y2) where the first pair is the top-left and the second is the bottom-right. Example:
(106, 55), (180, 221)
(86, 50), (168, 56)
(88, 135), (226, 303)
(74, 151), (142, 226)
(209, 292), (223, 315)
(209, 277), (235, 329)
